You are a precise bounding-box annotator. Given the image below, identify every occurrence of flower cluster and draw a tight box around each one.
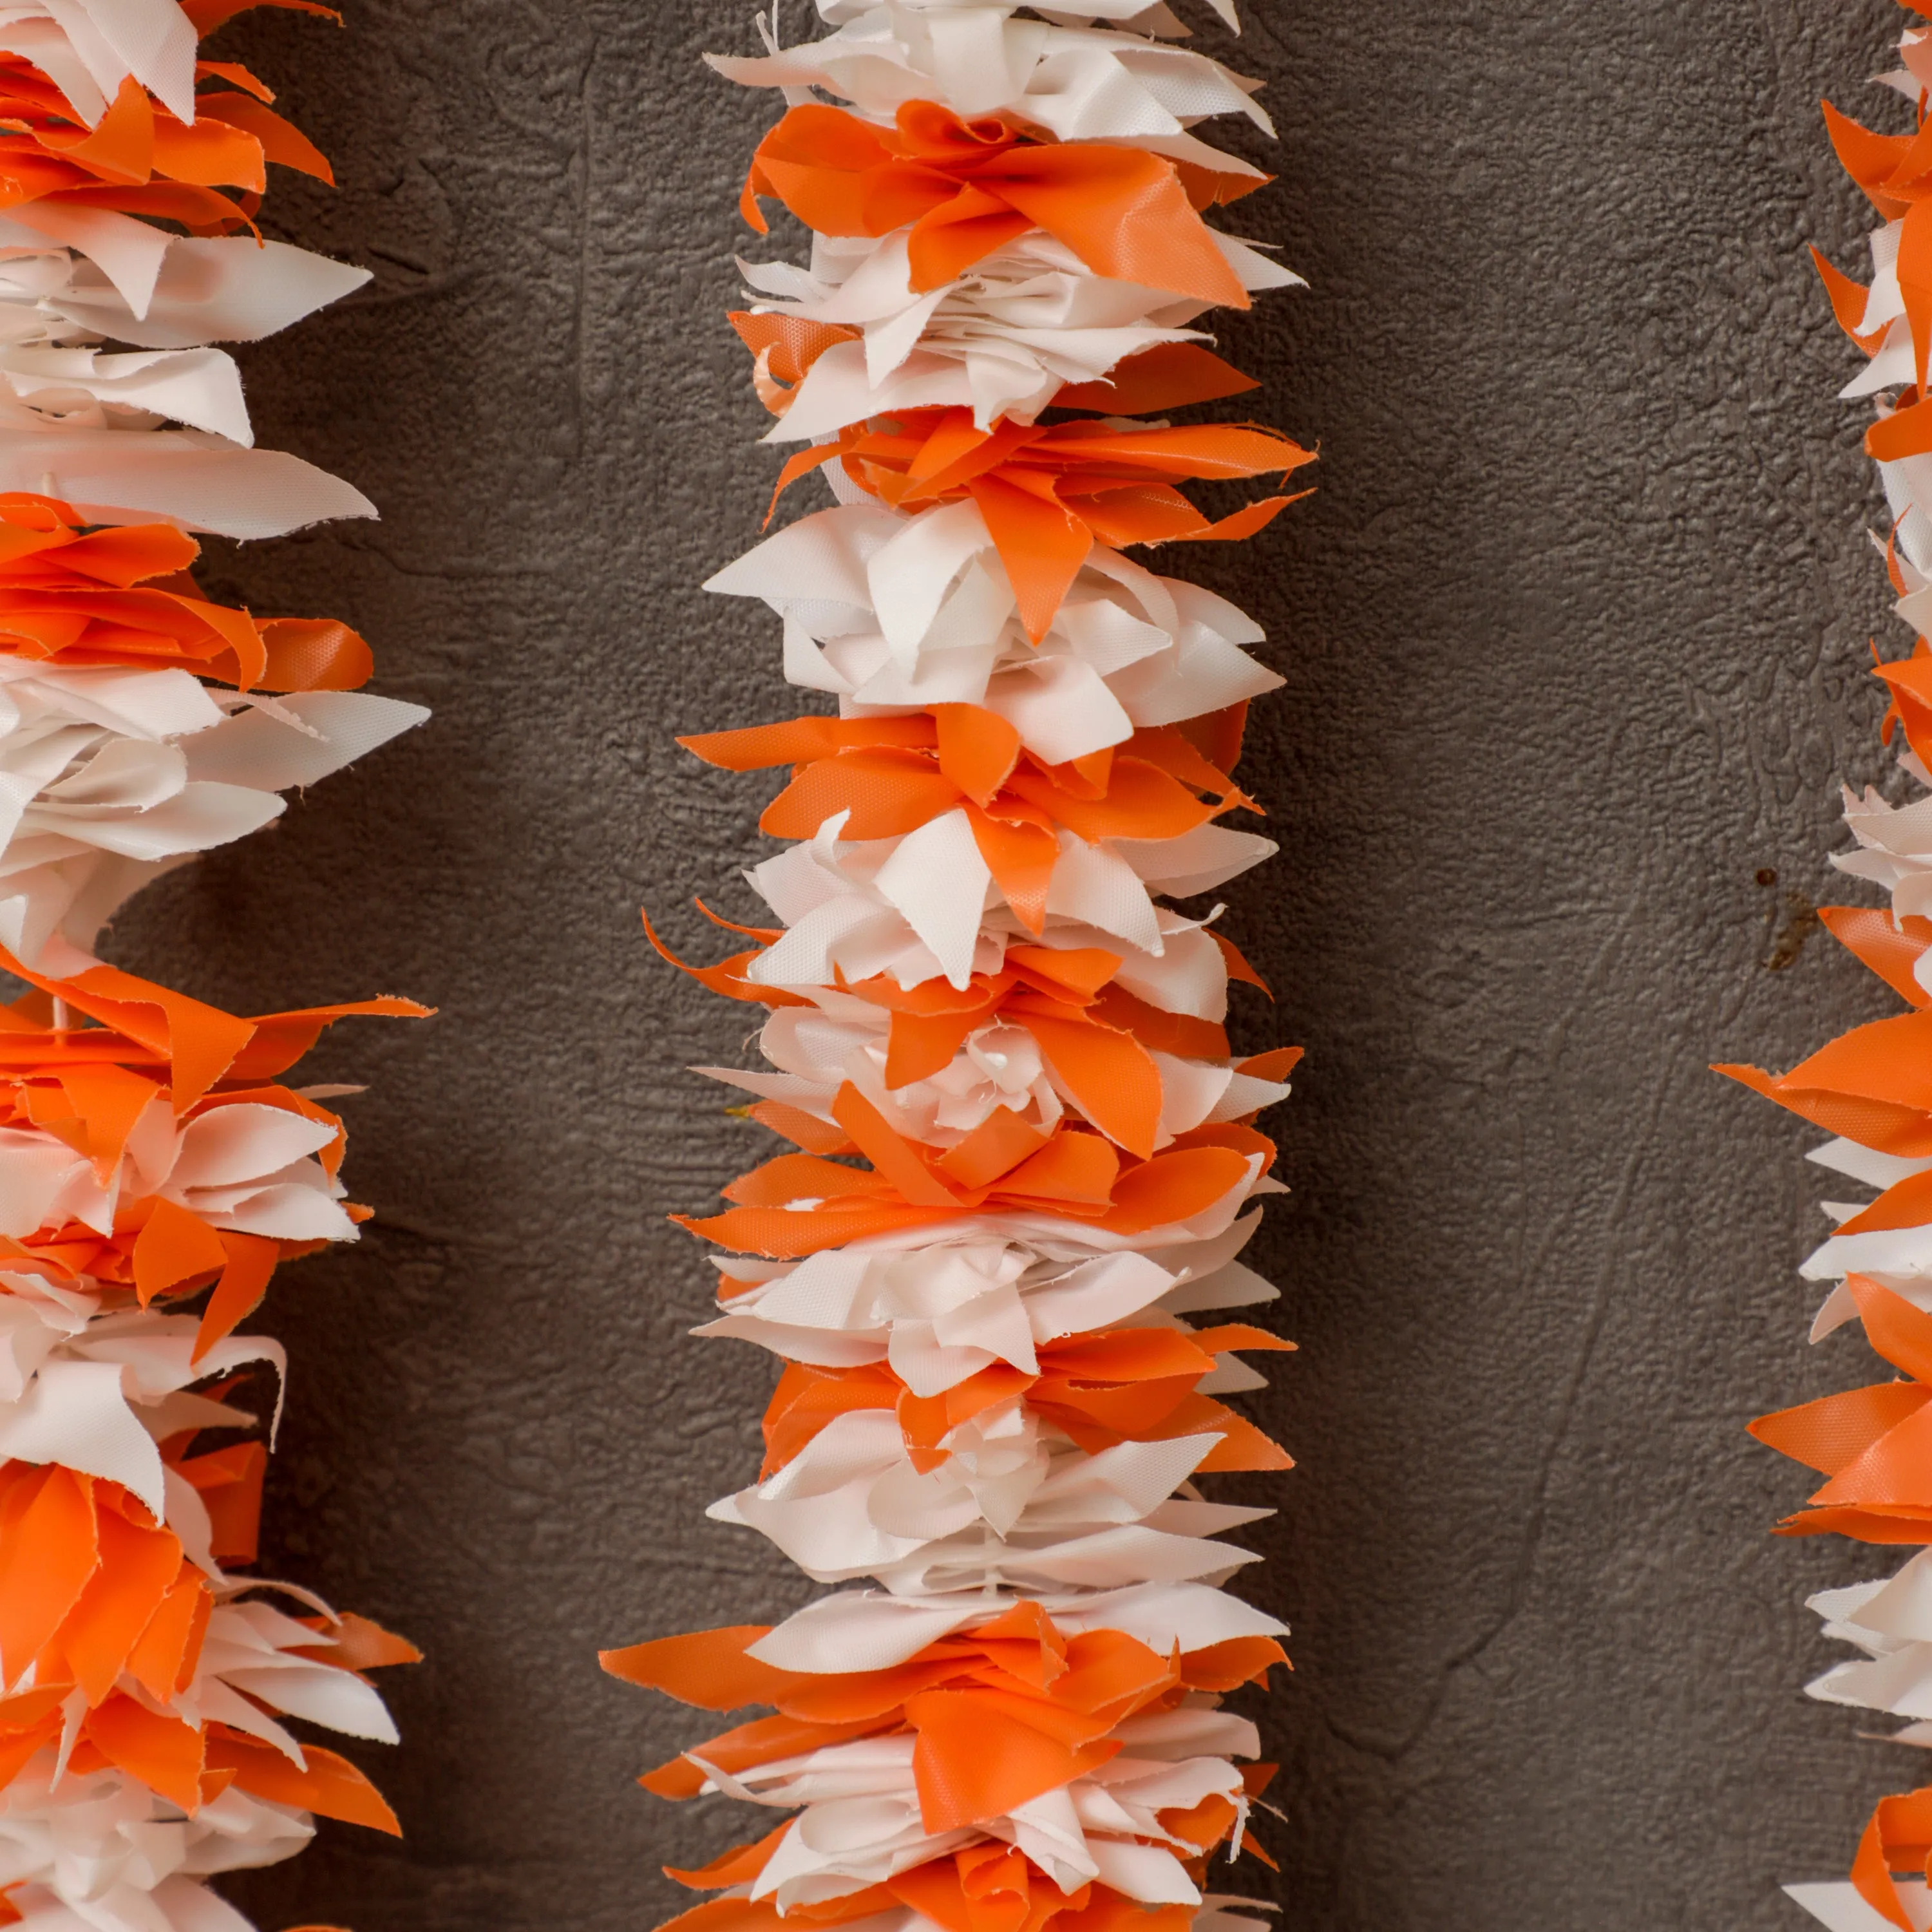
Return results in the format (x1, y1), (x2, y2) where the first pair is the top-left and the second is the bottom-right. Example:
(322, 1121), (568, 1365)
(605, 8), (1301, 1932)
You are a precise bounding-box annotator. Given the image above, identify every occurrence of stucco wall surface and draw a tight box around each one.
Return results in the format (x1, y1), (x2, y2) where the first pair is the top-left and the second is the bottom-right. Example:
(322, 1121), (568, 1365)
(93, 3), (1928, 1927)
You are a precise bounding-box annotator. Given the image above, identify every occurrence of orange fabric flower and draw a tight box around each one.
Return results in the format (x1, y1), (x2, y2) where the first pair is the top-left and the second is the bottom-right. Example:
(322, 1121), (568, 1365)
(652, 1864), (1213, 1932)
(771, 407), (1312, 643)
(0, 495), (374, 691)
(674, 1111), (1273, 1260)
(0, 51), (328, 235)
(0, 1457), (409, 1829)
(1753, 1277), (1932, 1542)
(743, 102), (1260, 307)
(604, 1605), (1283, 1835)
(679, 704), (1260, 943)
(645, 903), (1289, 1164)
(0, 942), (426, 1352)
(1850, 1783), (1932, 1930)
(753, 1325), (1294, 1479)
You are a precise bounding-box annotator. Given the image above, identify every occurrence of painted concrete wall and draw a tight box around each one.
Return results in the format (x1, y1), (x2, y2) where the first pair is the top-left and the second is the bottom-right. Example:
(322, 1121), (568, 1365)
(115, 3), (1915, 1926)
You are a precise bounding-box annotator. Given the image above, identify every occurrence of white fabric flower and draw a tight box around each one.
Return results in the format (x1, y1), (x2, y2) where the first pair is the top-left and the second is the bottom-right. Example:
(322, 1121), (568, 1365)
(741, 229), (1300, 433)
(710, 0), (1261, 160)
(741, 810), (1271, 997)
(748, 1577), (1287, 1674)
(697, 994), (1287, 1152)
(0, 1759), (310, 1932)
(0, 226), (368, 352)
(0, 1094), (355, 1257)
(1833, 746), (1932, 969)
(1805, 1551), (1932, 1739)
(175, 1596), (400, 1763)
(0, 668), (424, 967)
(699, 1722), (1249, 1909)
(0, 1284), (283, 1515)
(0, 0), (199, 127)
(709, 1401), (1269, 1595)
(710, 504), (1283, 764)
(703, 1212), (1276, 1392)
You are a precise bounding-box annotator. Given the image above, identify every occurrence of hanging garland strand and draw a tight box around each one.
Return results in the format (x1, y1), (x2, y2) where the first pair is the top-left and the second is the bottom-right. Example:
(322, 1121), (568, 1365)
(605, 7), (1307, 1931)
(0, 4), (430, 1929)
(1733, 6), (1932, 1928)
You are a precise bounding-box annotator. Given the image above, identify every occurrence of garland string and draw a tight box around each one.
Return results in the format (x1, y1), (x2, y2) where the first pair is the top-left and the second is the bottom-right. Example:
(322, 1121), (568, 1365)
(0, 5), (430, 1929)
(1738, 6), (1932, 1928)
(603, 8), (1309, 1932)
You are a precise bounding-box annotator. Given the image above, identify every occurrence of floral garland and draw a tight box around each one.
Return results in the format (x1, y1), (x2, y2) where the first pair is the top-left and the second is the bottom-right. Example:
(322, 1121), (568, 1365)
(0, 4), (430, 1930)
(603, 6), (1304, 1932)
(1735, 6), (1932, 1928)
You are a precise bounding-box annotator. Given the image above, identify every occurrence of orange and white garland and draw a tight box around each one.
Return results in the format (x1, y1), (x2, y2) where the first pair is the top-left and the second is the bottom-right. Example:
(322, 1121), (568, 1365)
(1735, 6), (1932, 1928)
(604, 7), (1302, 1932)
(0, 4), (429, 1930)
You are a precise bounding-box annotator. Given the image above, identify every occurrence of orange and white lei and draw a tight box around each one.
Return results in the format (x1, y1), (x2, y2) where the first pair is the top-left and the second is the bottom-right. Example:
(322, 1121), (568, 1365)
(605, 10), (1303, 1932)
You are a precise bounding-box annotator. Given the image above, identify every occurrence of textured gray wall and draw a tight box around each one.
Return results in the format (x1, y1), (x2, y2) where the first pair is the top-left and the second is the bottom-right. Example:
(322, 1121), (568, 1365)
(92, 1), (1925, 1927)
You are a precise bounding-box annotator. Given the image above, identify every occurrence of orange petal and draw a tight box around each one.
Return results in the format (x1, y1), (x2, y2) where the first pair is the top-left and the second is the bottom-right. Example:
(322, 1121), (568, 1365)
(84, 1695), (204, 1810)
(209, 1733), (401, 1835)
(0, 1466), (98, 1684)
(57, 1503), (181, 1705)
